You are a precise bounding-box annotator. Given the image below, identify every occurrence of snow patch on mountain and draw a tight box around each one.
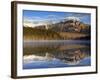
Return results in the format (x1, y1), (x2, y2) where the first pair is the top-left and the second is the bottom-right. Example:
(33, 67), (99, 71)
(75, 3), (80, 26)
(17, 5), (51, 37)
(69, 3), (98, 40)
(66, 16), (80, 21)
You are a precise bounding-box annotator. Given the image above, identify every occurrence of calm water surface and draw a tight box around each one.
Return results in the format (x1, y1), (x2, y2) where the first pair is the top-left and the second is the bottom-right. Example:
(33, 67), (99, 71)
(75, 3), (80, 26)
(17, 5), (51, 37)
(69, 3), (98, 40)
(23, 40), (91, 69)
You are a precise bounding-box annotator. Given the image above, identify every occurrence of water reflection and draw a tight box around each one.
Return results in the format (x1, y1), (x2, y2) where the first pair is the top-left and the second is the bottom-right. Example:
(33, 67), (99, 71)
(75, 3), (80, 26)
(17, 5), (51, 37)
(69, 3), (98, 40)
(23, 40), (91, 69)
(59, 50), (86, 65)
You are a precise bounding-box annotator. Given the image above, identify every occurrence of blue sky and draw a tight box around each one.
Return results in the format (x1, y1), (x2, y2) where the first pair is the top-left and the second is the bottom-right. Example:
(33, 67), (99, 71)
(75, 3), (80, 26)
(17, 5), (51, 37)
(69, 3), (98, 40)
(23, 10), (91, 25)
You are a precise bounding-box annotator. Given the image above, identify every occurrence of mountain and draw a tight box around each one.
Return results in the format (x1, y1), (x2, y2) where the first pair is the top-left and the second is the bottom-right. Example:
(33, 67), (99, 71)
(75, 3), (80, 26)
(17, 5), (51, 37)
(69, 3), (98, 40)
(52, 20), (90, 33)
(23, 19), (90, 40)
(31, 19), (90, 34)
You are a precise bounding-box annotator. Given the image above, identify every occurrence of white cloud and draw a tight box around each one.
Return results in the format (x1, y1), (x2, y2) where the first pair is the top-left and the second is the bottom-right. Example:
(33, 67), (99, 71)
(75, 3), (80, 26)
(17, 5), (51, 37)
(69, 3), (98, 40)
(24, 22), (46, 27)
(66, 16), (80, 21)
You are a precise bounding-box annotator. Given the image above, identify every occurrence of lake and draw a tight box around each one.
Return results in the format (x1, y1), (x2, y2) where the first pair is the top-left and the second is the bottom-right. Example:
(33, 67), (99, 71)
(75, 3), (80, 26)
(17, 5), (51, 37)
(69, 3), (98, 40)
(23, 40), (91, 69)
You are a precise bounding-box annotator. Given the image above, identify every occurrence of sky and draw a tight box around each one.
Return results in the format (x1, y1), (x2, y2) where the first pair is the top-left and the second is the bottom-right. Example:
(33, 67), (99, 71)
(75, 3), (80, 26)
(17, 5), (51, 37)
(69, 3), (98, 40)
(23, 10), (91, 27)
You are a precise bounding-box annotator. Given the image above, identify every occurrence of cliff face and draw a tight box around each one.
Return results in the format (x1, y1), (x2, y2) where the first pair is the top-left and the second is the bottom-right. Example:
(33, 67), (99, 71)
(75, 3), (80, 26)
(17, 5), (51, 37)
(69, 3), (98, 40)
(33, 19), (90, 33)
(53, 21), (90, 33)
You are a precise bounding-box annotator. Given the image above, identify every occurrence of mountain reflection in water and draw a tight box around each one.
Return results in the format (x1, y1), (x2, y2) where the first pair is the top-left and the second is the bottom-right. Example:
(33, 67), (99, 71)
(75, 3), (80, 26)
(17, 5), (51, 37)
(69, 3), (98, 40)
(23, 40), (91, 69)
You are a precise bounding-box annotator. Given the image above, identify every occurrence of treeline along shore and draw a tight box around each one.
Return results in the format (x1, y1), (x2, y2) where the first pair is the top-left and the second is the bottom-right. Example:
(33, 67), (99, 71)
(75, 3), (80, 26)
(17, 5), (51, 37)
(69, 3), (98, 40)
(23, 27), (90, 40)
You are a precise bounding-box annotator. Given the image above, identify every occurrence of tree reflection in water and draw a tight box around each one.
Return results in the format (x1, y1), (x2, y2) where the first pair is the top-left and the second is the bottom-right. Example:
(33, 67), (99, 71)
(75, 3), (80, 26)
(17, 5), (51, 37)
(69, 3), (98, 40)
(24, 49), (90, 65)
(23, 41), (90, 68)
